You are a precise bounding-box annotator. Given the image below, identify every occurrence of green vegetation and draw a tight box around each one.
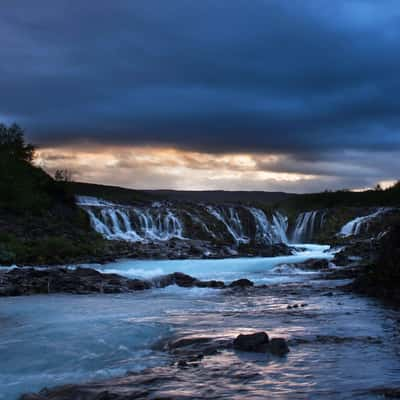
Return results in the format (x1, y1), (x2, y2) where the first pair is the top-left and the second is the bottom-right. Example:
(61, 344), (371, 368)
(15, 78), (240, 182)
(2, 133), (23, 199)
(0, 123), (126, 266)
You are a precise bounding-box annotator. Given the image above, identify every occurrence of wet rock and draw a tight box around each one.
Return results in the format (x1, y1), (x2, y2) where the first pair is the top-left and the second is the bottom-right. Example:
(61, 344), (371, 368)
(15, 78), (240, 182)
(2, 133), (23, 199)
(233, 332), (269, 352)
(157, 272), (225, 289)
(287, 303), (308, 309)
(233, 332), (290, 356)
(177, 360), (189, 368)
(268, 338), (290, 356)
(167, 336), (230, 358)
(158, 272), (198, 288)
(0, 268), (224, 297)
(229, 279), (254, 289)
(294, 258), (330, 271)
(196, 280), (225, 289)
(127, 279), (151, 291)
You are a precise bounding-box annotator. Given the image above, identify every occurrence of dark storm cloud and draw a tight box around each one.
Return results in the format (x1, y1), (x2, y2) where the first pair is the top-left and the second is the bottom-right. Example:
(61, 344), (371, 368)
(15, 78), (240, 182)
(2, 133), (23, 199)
(1, 0), (400, 184)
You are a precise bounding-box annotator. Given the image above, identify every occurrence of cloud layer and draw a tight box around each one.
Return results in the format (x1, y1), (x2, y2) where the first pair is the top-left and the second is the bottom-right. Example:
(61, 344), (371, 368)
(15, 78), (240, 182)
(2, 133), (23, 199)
(2, 0), (400, 190)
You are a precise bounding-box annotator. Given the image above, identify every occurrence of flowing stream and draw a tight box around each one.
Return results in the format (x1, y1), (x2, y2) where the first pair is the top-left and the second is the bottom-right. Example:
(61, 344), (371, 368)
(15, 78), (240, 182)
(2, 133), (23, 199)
(1, 245), (400, 399)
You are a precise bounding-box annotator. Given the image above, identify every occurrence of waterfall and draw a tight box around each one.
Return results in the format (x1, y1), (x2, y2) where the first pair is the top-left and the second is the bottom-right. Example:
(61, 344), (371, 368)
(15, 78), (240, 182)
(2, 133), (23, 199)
(186, 212), (217, 239)
(339, 208), (390, 237)
(78, 196), (336, 246)
(206, 206), (249, 244)
(271, 211), (289, 243)
(291, 210), (319, 243)
(247, 208), (288, 244)
(248, 207), (273, 244)
(77, 196), (184, 242)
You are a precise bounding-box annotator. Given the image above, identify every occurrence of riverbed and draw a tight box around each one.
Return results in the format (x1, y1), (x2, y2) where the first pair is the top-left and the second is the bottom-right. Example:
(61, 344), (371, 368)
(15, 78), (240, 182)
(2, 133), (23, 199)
(1, 245), (399, 399)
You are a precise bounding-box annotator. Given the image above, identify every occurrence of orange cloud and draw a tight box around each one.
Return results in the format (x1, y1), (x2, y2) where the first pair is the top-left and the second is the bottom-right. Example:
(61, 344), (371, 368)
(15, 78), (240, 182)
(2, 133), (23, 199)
(36, 145), (317, 190)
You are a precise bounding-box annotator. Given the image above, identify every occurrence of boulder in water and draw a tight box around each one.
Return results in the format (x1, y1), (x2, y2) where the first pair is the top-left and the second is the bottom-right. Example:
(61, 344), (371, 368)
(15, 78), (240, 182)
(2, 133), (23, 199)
(233, 332), (289, 356)
(268, 338), (290, 356)
(229, 279), (254, 289)
(233, 332), (269, 352)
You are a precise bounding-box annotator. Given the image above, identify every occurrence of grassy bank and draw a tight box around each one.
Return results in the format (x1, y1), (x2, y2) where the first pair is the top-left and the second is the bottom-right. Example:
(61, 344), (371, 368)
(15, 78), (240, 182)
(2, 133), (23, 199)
(0, 124), (128, 266)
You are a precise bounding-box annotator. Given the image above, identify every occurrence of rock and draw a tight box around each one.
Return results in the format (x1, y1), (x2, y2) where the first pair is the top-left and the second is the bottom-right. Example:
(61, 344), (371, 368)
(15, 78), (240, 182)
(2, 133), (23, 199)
(167, 336), (230, 358)
(297, 258), (330, 271)
(233, 332), (290, 356)
(268, 338), (290, 356)
(0, 268), (225, 297)
(229, 279), (254, 289)
(127, 279), (151, 291)
(177, 360), (188, 368)
(196, 280), (225, 289)
(233, 332), (269, 352)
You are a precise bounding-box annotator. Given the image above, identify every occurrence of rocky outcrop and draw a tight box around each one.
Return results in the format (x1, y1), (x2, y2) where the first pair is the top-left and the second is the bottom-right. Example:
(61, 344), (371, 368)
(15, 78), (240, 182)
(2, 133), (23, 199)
(0, 268), (228, 297)
(349, 224), (400, 305)
(233, 332), (289, 356)
(228, 278), (254, 289)
(283, 258), (330, 272)
(155, 272), (225, 289)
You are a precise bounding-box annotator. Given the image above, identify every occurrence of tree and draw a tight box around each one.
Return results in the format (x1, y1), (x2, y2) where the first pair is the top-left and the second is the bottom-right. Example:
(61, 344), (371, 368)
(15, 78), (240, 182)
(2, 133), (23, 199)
(0, 123), (35, 162)
(54, 169), (73, 182)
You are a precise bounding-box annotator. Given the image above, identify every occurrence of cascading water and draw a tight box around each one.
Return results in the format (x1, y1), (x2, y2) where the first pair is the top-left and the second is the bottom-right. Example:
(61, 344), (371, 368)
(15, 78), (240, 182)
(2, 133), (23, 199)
(248, 208), (288, 244)
(77, 196), (329, 246)
(248, 207), (273, 244)
(186, 212), (217, 239)
(77, 196), (184, 242)
(339, 208), (390, 237)
(291, 210), (322, 243)
(272, 211), (289, 243)
(206, 206), (249, 244)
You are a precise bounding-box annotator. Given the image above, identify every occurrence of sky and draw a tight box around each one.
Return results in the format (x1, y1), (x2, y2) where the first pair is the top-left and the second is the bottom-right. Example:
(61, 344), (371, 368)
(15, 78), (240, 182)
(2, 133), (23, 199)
(1, 0), (400, 192)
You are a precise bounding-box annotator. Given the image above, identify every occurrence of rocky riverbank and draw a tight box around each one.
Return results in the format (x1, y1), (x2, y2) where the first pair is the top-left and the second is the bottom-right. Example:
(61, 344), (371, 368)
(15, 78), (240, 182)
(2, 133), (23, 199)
(0, 267), (247, 296)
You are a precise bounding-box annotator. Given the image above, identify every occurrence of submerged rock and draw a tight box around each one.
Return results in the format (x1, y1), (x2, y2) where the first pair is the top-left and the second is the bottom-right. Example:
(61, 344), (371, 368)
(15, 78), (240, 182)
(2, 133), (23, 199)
(156, 272), (225, 289)
(229, 278), (254, 289)
(268, 338), (290, 356)
(233, 332), (269, 352)
(233, 332), (289, 356)
(287, 258), (330, 271)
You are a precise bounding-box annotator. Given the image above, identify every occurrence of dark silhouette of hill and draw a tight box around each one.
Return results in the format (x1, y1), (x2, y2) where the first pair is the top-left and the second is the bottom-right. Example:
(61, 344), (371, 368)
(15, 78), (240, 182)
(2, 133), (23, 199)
(69, 182), (294, 205)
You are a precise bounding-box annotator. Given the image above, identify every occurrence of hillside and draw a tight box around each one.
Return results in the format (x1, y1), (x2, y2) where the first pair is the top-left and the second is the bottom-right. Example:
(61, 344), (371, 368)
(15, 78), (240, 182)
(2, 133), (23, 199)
(68, 182), (294, 205)
(0, 124), (128, 265)
(278, 185), (400, 212)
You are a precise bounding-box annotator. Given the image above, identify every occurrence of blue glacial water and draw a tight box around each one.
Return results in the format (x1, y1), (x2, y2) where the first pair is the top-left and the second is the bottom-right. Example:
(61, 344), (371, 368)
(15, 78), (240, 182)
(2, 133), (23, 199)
(1, 245), (400, 399)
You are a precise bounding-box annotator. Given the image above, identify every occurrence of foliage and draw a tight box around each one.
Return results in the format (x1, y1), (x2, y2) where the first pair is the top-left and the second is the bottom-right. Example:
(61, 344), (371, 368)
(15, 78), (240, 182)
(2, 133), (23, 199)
(0, 123), (35, 162)
(0, 123), (122, 265)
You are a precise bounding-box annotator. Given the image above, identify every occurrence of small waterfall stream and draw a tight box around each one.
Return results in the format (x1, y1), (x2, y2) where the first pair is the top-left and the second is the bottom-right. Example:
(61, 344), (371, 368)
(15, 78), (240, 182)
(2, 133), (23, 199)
(339, 208), (391, 237)
(205, 206), (249, 244)
(292, 211), (319, 243)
